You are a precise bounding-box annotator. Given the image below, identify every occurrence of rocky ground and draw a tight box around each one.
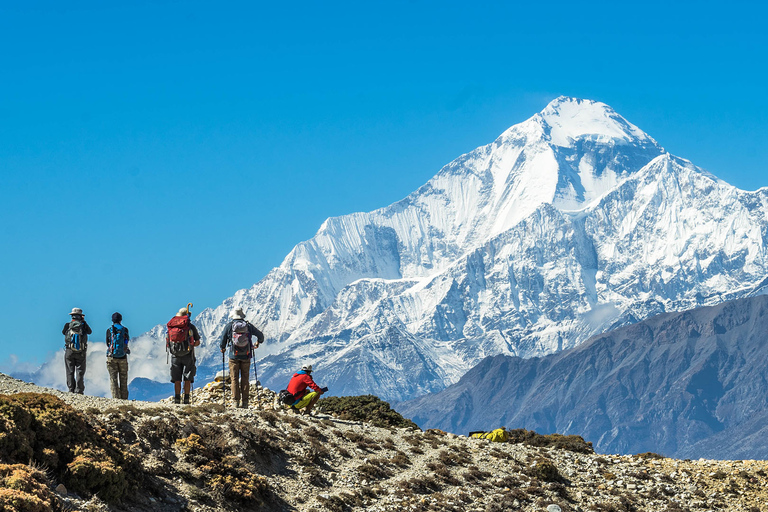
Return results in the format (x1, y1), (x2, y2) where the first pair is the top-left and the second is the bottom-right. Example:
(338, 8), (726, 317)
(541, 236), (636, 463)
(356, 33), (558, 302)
(1, 373), (767, 512)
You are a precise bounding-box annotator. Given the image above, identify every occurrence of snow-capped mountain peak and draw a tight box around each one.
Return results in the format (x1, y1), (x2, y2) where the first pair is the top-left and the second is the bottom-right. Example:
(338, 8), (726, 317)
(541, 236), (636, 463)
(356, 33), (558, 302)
(536, 96), (657, 147)
(127, 98), (768, 402)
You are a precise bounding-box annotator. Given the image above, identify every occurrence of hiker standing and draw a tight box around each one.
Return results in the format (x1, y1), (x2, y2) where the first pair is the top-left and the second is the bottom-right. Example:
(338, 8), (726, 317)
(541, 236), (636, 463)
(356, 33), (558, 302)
(285, 364), (326, 415)
(166, 306), (201, 404)
(219, 308), (264, 408)
(106, 312), (130, 400)
(62, 307), (92, 394)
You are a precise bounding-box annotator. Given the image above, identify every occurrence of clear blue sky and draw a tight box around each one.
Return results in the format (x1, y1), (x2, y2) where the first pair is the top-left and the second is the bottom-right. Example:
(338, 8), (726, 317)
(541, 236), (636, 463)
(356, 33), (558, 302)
(1, 1), (766, 370)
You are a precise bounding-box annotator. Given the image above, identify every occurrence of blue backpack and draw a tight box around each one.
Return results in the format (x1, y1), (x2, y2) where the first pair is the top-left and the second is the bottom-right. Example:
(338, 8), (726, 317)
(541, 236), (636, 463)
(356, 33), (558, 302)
(107, 324), (128, 358)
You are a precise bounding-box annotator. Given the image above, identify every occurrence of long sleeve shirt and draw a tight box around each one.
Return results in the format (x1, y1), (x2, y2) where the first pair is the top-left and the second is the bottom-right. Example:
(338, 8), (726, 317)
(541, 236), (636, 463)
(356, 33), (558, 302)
(62, 320), (92, 336)
(220, 320), (264, 360)
(286, 371), (322, 400)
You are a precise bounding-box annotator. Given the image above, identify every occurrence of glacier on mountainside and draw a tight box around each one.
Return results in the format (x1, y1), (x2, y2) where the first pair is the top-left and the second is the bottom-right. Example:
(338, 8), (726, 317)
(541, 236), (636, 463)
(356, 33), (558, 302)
(128, 96), (768, 402)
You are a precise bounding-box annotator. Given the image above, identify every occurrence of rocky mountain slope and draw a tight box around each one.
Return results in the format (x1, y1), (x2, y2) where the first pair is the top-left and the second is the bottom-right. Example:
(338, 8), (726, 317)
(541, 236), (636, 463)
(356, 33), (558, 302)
(45, 96), (768, 403)
(2, 374), (768, 512)
(397, 295), (768, 460)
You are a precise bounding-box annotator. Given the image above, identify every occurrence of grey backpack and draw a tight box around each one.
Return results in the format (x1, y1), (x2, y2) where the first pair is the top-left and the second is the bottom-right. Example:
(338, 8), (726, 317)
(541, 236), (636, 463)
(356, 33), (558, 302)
(66, 320), (87, 352)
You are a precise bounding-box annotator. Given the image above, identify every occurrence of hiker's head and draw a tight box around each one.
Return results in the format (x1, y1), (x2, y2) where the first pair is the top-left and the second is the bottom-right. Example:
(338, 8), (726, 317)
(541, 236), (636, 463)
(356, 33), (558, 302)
(232, 308), (245, 320)
(112, 312), (122, 323)
(176, 307), (189, 317)
(301, 364), (313, 374)
(70, 307), (83, 318)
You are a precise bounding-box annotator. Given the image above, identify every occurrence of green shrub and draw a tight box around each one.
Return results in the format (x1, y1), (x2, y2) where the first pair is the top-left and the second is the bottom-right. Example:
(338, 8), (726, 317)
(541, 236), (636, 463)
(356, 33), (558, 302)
(506, 428), (594, 454)
(317, 395), (418, 429)
(66, 446), (128, 503)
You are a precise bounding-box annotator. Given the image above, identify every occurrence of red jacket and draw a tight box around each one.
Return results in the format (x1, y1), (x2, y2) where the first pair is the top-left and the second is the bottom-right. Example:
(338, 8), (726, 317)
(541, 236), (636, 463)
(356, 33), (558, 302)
(287, 371), (321, 399)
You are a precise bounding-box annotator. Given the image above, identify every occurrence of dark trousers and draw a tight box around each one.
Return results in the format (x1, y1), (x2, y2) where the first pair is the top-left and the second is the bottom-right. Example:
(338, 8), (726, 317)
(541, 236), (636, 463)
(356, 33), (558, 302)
(65, 348), (86, 393)
(229, 359), (250, 406)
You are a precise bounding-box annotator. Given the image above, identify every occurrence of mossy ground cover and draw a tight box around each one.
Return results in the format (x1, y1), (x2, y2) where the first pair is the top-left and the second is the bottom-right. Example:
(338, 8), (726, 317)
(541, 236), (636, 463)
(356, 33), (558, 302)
(0, 393), (133, 503)
(0, 464), (60, 512)
(317, 395), (419, 429)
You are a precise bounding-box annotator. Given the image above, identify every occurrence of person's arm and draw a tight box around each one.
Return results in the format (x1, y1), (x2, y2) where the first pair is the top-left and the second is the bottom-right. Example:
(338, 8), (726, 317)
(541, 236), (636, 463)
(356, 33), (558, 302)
(83, 321), (92, 335)
(62, 323), (70, 336)
(249, 324), (264, 346)
(190, 324), (201, 346)
(306, 375), (322, 393)
(220, 323), (231, 352)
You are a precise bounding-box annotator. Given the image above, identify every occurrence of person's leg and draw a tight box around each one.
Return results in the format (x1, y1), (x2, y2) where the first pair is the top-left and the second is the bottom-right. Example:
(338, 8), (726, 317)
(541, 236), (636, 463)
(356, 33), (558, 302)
(64, 350), (76, 393)
(107, 358), (120, 398)
(293, 391), (317, 410)
(75, 352), (86, 394)
(229, 359), (240, 406)
(118, 358), (129, 399)
(304, 393), (321, 414)
(240, 360), (250, 407)
(182, 354), (196, 404)
(171, 356), (182, 403)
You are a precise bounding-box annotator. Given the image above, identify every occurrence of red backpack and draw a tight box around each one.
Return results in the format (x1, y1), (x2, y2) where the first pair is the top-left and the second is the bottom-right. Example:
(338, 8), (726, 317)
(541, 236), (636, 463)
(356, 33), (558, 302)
(167, 315), (192, 356)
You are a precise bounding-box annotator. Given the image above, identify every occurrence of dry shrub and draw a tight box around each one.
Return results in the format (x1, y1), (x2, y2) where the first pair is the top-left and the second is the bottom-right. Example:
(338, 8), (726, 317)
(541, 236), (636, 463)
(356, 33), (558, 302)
(397, 475), (442, 494)
(437, 449), (471, 467)
(259, 410), (279, 426)
(357, 462), (392, 481)
(0, 464), (59, 512)
(203, 456), (270, 504)
(526, 458), (564, 483)
(636, 452), (663, 460)
(425, 462), (460, 485)
(462, 465), (491, 483)
(391, 451), (411, 468)
(136, 415), (180, 447)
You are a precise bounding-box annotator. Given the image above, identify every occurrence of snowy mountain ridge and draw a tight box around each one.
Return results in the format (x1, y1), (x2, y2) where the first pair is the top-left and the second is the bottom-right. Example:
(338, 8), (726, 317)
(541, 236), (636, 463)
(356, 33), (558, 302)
(130, 96), (768, 401)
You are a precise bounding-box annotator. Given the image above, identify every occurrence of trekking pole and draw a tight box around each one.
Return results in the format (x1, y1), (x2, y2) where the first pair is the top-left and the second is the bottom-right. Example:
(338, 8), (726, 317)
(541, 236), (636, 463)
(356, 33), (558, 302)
(253, 359), (259, 410)
(222, 351), (226, 407)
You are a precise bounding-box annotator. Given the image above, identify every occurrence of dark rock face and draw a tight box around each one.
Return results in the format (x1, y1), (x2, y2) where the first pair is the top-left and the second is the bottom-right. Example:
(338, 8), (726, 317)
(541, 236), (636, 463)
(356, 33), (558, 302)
(397, 295), (768, 459)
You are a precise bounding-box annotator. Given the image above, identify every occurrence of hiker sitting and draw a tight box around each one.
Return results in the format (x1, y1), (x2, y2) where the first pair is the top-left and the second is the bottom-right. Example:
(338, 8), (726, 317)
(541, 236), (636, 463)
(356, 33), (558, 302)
(62, 307), (92, 394)
(285, 364), (325, 415)
(219, 308), (264, 408)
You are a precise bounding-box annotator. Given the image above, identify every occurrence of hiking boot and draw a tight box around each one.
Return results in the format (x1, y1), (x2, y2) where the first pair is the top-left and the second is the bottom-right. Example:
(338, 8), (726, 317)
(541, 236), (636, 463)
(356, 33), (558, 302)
(241, 400), (249, 409)
(174, 394), (181, 404)
(183, 394), (190, 405)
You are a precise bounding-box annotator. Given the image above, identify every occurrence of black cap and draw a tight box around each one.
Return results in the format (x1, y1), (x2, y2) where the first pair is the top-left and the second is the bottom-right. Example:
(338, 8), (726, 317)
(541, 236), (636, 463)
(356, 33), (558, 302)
(112, 312), (122, 323)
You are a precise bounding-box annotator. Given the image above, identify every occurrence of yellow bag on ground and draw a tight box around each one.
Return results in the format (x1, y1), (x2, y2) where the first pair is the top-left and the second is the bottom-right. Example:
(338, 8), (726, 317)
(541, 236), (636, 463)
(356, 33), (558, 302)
(470, 428), (508, 442)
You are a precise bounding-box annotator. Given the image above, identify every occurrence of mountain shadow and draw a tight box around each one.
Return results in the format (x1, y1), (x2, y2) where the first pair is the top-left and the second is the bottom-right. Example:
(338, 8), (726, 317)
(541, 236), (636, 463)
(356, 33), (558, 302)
(396, 294), (768, 459)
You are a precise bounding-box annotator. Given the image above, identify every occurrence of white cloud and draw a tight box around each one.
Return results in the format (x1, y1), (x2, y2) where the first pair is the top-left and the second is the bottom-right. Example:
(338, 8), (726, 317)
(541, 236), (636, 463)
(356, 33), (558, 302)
(0, 354), (39, 375)
(29, 334), (172, 398)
